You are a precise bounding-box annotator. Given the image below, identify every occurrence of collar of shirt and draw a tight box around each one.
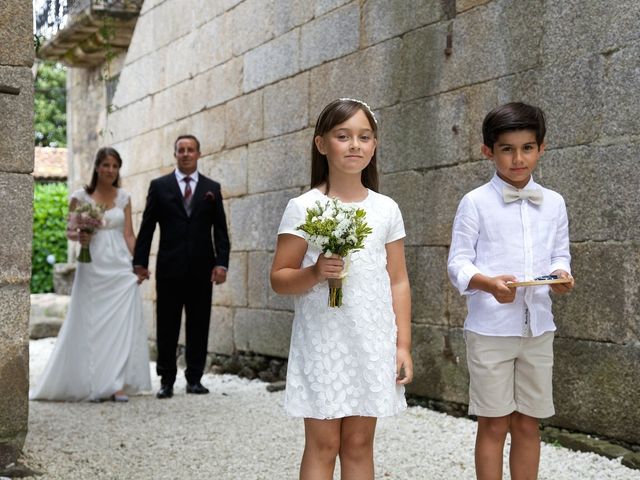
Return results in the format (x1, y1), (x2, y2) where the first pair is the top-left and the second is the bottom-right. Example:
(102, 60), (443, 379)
(175, 169), (199, 195)
(489, 172), (538, 198)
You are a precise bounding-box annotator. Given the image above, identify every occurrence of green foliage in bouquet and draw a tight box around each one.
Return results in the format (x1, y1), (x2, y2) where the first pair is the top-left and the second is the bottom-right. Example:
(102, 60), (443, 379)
(297, 198), (372, 257)
(31, 182), (68, 293)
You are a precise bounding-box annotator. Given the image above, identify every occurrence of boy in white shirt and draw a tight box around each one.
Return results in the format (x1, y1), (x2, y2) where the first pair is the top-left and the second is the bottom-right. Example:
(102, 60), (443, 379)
(448, 102), (574, 480)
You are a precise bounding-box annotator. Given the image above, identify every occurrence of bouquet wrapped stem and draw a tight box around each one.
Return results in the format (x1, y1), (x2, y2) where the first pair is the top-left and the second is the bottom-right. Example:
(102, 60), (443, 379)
(297, 198), (372, 308)
(77, 240), (92, 263)
(328, 278), (343, 308)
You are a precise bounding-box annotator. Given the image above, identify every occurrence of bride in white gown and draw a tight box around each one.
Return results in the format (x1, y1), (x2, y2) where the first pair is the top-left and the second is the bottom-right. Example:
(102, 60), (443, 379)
(30, 147), (151, 402)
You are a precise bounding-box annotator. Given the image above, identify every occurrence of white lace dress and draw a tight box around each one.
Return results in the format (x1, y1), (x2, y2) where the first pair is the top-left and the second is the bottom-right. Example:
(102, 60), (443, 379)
(30, 189), (151, 401)
(277, 188), (407, 419)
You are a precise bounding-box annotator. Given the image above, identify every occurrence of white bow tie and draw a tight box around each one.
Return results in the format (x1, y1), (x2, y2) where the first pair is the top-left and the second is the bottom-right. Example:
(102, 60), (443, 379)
(502, 186), (544, 205)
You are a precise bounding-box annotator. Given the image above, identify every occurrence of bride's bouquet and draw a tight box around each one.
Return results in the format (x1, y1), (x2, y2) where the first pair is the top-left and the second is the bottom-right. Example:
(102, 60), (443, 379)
(297, 198), (372, 307)
(68, 202), (105, 263)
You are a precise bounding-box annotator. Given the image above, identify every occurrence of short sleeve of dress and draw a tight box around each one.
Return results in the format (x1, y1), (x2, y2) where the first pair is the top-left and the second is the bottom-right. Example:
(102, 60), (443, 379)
(386, 200), (406, 244)
(277, 197), (305, 239)
(69, 189), (86, 203)
(116, 189), (131, 209)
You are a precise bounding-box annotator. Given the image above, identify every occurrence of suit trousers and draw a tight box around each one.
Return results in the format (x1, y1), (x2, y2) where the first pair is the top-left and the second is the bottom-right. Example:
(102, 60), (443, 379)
(155, 275), (213, 385)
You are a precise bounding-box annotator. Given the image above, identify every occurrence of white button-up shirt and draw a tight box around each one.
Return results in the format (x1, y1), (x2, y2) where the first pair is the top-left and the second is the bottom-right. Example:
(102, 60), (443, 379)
(447, 174), (571, 337)
(175, 169), (199, 195)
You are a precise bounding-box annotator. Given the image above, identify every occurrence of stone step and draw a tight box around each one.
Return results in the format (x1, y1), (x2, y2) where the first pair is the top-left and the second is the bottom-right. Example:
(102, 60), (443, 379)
(29, 293), (69, 339)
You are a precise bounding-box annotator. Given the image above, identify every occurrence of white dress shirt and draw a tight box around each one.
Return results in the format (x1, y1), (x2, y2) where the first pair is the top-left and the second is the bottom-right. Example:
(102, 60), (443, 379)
(175, 169), (199, 195)
(448, 174), (571, 337)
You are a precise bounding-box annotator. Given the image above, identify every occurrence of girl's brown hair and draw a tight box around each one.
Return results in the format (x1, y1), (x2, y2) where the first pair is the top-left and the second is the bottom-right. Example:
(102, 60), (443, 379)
(310, 99), (379, 194)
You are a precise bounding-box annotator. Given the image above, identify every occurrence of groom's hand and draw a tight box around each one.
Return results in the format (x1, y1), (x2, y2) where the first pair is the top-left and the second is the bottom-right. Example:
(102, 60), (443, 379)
(133, 265), (150, 284)
(211, 266), (227, 285)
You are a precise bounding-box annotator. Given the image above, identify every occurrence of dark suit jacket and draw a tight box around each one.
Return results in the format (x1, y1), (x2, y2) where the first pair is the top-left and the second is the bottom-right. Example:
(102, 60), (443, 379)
(133, 172), (230, 281)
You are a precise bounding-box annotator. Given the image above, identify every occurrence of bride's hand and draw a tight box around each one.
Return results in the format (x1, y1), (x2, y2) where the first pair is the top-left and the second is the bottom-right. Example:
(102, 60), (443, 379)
(78, 231), (92, 246)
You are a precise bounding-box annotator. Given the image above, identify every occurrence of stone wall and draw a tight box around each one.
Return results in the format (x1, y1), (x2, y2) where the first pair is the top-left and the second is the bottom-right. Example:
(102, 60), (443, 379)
(0, 0), (34, 467)
(65, 0), (640, 444)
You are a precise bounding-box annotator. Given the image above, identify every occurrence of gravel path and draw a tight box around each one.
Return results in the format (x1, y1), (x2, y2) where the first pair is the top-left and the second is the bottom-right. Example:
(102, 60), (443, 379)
(20, 338), (640, 480)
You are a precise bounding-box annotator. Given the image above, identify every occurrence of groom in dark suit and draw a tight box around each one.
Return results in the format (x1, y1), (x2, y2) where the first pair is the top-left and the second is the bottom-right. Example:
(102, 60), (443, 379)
(133, 134), (230, 399)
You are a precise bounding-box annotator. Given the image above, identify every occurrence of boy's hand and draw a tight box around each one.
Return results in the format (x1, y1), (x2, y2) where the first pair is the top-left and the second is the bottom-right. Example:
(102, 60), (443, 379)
(490, 275), (518, 303)
(550, 269), (574, 294)
(396, 347), (413, 385)
(469, 273), (517, 303)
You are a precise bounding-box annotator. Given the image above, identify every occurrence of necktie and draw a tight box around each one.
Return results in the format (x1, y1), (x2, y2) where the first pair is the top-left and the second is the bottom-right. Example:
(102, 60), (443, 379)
(183, 176), (193, 212)
(502, 185), (543, 205)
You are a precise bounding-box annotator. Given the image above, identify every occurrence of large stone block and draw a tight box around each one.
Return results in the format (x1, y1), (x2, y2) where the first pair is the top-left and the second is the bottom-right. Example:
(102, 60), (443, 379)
(552, 242), (639, 345)
(0, 284), (29, 462)
(229, 188), (301, 251)
(551, 338), (640, 445)
(247, 129), (311, 194)
(274, 0), (314, 36)
(172, 104), (226, 157)
(528, 54), (604, 149)
(602, 44), (640, 137)
(300, 4), (359, 71)
(108, 97), (154, 144)
(378, 82), (497, 173)
(200, 146), (248, 198)
(382, 163), (493, 247)
(408, 324), (469, 404)
(539, 144), (640, 243)
(400, 0), (543, 101)
(0, 67), (33, 173)
(233, 308), (293, 358)
(244, 29), (299, 92)
(309, 39), (403, 115)
(225, 90), (264, 148)
(315, 0), (351, 16)
(226, 0), (274, 56)
(248, 250), (294, 311)
(125, 0), (203, 63)
(362, 0), (444, 47)
(0, 173), (32, 285)
(405, 246), (449, 326)
(542, 0), (640, 65)
(29, 293), (69, 339)
(111, 53), (158, 108)
(263, 72), (309, 137)
(456, 0), (491, 12)
(208, 306), (234, 355)
(213, 252), (248, 307)
(0, 1), (33, 66)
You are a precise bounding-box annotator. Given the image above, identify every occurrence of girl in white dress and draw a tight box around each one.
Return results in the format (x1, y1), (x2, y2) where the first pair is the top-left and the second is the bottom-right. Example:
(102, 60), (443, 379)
(30, 147), (151, 402)
(271, 99), (413, 479)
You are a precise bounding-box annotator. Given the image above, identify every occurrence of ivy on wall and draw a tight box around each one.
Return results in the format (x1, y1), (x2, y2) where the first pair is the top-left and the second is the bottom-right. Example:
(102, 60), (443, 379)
(31, 182), (69, 293)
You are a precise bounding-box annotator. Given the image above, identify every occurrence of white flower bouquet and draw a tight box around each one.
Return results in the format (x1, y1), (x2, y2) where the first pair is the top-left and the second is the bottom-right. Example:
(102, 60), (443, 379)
(297, 198), (372, 307)
(68, 202), (105, 263)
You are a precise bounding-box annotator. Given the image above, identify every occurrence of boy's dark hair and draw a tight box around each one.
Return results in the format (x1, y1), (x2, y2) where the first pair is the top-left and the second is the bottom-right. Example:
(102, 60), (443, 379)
(482, 102), (546, 150)
(311, 98), (379, 193)
(85, 146), (122, 194)
(174, 134), (201, 152)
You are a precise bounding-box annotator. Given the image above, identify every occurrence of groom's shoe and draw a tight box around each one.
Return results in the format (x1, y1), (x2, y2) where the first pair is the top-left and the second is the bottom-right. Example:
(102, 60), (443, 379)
(156, 384), (173, 399)
(186, 382), (209, 394)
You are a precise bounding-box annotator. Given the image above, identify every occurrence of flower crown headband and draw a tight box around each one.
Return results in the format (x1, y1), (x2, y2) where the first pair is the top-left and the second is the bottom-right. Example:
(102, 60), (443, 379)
(339, 97), (377, 125)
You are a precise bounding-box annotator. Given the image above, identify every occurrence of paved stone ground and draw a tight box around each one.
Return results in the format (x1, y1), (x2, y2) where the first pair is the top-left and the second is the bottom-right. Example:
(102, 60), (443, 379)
(18, 338), (640, 480)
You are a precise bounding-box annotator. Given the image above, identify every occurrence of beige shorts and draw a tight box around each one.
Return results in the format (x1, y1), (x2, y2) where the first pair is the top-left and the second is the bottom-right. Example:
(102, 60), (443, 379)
(465, 330), (555, 419)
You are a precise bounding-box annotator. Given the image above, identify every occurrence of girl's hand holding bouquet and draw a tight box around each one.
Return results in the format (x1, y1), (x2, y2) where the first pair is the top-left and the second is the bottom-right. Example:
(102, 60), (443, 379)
(68, 202), (105, 263)
(297, 198), (372, 307)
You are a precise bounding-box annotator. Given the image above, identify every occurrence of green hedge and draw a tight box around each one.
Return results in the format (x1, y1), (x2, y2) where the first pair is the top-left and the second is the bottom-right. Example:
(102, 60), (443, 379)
(31, 182), (69, 293)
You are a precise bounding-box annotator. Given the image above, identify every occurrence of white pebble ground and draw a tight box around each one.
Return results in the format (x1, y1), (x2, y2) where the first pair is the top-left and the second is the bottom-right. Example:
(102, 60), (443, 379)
(21, 338), (640, 479)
